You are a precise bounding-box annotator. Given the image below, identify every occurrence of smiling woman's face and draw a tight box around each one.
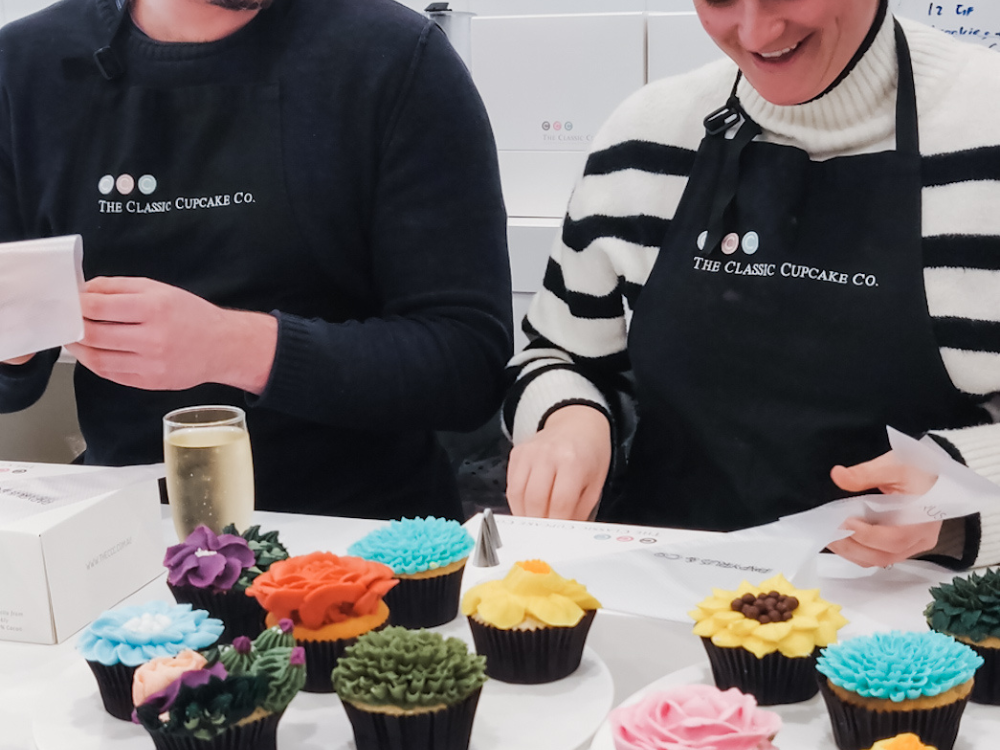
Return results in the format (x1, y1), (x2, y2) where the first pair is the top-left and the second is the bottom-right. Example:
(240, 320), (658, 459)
(694, 0), (880, 106)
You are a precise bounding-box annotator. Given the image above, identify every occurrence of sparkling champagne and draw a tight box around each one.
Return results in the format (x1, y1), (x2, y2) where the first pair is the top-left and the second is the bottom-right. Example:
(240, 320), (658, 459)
(164, 424), (254, 539)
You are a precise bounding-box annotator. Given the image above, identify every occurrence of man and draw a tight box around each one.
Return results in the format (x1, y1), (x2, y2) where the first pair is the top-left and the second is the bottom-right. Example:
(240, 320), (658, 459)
(0, 0), (513, 520)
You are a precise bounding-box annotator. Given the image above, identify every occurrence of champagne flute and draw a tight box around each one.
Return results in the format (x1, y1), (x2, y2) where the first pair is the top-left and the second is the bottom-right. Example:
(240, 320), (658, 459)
(163, 405), (255, 540)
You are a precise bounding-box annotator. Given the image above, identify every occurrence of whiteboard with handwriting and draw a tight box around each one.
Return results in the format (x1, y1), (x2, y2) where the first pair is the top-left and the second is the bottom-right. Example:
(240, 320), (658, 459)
(892, 0), (1000, 49)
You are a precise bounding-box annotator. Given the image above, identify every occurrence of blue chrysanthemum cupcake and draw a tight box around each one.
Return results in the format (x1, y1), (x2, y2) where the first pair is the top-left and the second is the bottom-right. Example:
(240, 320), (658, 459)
(77, 601), (224, 721)
(817, 630), (983, 750)
(348, 516), (474, 628)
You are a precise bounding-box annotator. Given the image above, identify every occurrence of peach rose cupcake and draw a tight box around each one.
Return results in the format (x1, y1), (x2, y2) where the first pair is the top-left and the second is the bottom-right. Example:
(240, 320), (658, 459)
(246, 552), (397, 693)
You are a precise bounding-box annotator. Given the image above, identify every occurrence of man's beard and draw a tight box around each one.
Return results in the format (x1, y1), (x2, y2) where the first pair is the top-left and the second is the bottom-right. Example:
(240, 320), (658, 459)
(207, 0), (274, 10)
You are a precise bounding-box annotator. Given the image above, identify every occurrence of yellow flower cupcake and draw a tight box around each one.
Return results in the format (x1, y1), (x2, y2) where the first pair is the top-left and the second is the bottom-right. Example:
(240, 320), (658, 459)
(461, 560), (600, 683)
(689, 573), (848, 704)
(866, 734), (938, 750)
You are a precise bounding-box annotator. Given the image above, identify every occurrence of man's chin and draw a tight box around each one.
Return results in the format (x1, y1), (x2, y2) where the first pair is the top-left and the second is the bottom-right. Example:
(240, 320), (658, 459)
(207, 0), (274, 11)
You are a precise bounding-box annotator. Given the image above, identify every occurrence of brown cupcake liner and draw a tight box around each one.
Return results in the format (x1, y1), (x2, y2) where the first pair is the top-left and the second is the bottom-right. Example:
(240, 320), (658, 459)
(700, 639), (818, 705)
(299, 621), (389, 694)
(86, 660), (137, 721)
(467, 610), (596, 684)
(385, 566), (466, 629)
(817, 676), (970, 750)
(146, 710), (283, 750)
(168, 583), (266, 644)
(341, 687), (482, 750)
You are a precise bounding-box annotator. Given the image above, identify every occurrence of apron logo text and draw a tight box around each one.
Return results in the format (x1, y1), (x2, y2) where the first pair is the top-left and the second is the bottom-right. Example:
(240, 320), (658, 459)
(692, 256), (878, 287)
(97, 192), (256, 215)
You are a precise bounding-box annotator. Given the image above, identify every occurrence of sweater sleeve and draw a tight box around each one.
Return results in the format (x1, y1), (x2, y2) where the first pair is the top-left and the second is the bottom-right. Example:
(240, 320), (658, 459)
(253, 23), (512, 433)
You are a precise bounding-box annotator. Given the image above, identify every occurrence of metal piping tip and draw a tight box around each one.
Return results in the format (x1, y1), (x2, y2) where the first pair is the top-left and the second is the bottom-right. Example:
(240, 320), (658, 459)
(472, 508), (501, 567)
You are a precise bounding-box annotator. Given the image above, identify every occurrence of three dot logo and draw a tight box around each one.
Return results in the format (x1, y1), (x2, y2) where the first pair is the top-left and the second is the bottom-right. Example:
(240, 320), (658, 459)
(541, 121), (551, 131)
(696, 229), (762, 255)
(553, 121), (562, 131)
(99, 173), (157, 196)
(565, 122), (574, 131)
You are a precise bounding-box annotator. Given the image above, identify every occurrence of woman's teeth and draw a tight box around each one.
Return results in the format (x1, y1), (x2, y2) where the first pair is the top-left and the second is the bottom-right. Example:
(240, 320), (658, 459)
(759, 42), (800, 59)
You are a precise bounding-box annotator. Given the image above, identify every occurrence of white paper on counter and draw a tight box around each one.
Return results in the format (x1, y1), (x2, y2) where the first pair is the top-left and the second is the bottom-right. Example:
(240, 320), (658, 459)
(0, 235), (85, 362)
(0, 463), (164, 525)
(772, 427), (994, 549)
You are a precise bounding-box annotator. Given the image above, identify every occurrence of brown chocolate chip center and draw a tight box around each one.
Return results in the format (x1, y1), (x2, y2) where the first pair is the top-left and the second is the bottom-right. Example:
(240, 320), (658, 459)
(730, 590), (799, 623)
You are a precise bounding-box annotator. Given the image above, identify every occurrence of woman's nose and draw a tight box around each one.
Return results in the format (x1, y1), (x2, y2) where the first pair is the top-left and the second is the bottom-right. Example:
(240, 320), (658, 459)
(736, 0), (787, 53)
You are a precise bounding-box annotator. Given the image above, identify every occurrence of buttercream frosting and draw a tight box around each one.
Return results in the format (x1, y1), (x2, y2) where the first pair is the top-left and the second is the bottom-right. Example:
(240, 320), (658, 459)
(164, 525), (256, 590)
(817, 631), (983, 702)
(333, 626), (486, 709)
(132, 649), (207, 707)
(866, 735), (938, 750)
(610, 684), (781, 750)
(460, 560), (601, 630)
(925, 568), (1000, 642)
(246, 552), (397, 629)
(690, 574), (848, 659)
(221, 523), (290, 591)
(77, 601), (224, 667)
(347, 516), (474, 575)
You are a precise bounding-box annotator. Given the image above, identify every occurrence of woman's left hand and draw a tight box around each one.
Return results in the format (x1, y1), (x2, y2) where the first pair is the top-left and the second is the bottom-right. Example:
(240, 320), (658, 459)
(826, 451), (941, 568)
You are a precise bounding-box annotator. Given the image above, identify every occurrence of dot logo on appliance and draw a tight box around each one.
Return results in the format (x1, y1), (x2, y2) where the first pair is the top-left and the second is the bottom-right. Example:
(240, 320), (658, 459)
(691, 229), (878, 287)
(540, 120), (589, 143)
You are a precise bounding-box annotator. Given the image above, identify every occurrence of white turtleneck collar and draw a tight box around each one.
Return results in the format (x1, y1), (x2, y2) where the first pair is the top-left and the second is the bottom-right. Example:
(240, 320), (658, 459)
(738, 11), (899, 159)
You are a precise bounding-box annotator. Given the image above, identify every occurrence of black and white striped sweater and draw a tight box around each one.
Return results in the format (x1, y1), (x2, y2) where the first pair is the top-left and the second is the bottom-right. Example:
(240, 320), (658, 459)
(503, 14), (1000, 566)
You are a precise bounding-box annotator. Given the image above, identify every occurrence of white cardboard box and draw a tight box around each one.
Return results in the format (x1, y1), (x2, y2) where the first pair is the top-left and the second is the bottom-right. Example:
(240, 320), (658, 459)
(0, 461), (164, 644)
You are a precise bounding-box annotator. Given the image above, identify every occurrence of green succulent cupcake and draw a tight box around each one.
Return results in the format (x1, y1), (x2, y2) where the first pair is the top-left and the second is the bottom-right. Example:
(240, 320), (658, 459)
(333, 626), (487, 750)
(926, 568), (1000, 704)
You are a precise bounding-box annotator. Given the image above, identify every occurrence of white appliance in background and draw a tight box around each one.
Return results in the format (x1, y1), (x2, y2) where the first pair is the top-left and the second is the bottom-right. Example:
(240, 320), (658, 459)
(469, 4), (647, 345)
(646, 0), (724, 82)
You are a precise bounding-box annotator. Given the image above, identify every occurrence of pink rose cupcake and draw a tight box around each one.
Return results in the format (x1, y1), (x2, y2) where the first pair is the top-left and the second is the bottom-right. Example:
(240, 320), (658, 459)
(609, 684), (781, 750)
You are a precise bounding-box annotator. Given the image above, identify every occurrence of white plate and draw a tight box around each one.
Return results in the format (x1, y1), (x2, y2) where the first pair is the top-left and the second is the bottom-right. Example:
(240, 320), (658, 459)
(589, 664), (1000, 750)
(34, 647), (613, 750)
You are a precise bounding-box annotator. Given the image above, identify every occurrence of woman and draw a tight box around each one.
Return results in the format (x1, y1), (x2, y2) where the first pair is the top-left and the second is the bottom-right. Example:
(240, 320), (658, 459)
(503, 0), (1000, 569)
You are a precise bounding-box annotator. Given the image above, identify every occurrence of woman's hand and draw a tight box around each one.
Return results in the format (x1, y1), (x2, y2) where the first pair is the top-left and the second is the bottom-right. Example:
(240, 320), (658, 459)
(826, 451), (941, 567)
(506, 404), (612, 521)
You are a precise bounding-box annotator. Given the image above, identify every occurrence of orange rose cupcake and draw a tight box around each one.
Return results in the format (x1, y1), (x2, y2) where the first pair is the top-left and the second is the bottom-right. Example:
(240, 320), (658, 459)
(246, 552), (397, 693)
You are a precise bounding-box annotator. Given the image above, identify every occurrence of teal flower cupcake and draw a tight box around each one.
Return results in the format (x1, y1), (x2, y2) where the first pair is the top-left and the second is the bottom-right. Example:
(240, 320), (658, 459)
(348, 516), (474, 628)
(817, 631), (983, 750)
(77, 601), (223, 721)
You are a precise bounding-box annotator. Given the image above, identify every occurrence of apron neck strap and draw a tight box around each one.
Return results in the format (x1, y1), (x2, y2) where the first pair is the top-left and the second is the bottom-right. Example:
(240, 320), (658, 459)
(893, 19), (920, 156)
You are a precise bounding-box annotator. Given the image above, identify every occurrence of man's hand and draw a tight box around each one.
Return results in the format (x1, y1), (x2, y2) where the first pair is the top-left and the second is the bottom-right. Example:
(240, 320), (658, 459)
(826, 451), (941, 568)
(506, 404), (612, 521)
(65, 276), (277, 394)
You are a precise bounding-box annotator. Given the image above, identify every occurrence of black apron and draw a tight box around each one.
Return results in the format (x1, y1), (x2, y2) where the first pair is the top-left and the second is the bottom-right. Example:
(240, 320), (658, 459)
(612, 23), (984, 530)
(45, 0), (461, 519)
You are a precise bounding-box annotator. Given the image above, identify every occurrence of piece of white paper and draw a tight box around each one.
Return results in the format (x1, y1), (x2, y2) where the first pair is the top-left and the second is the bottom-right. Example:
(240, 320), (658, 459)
(0, 235), (84, 362)
(771, 427), (995, 549)
(0, 463), (164, 525)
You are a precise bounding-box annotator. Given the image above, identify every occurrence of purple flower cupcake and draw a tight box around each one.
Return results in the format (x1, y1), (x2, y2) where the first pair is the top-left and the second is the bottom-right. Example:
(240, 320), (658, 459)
(165, 525), (286, 643)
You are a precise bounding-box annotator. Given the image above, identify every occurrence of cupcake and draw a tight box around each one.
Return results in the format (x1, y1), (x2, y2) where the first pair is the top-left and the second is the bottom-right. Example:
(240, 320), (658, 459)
(609, 684), (781, 750)
(332, 626), (487, 750)
(165, 524), (289, 643)
(460, 559), (601, 684)
(132, 631), (306, 750)
(76, 601), (224, 721)
(866, 735), (938, 750)
(925, 568), (1000, 704)
(690, 573), (848, 705)
(246, 551), (397, 693)
(348, 516), (474, 628)
(816, 630), (983, 750)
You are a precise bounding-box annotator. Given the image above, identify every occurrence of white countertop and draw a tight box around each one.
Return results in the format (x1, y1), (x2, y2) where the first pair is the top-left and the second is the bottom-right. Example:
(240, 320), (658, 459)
(0, 508), (961, 750)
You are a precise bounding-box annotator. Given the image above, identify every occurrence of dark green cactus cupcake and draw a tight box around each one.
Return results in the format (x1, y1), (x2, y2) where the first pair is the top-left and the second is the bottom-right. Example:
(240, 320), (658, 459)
(333, 626), (487, 750)
(926, 568), (1000, 704)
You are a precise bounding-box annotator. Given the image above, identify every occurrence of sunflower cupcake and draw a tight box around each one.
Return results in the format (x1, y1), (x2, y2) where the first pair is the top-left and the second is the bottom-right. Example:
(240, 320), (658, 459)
(689, 573), (848, 705)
